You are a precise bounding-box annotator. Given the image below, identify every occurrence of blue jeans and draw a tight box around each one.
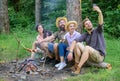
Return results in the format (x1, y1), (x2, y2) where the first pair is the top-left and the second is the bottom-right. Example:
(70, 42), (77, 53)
(48, 43), (54, 53)
(58, 42), (69, 62)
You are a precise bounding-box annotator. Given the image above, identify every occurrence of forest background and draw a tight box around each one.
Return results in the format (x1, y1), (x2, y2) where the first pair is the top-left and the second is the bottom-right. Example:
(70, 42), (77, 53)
(0, 0), (120, 81)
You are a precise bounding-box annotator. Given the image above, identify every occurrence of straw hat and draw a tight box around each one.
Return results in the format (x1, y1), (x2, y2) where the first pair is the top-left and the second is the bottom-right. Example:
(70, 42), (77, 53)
(65, 21), (78, 31)
(56, 17), (67, 27)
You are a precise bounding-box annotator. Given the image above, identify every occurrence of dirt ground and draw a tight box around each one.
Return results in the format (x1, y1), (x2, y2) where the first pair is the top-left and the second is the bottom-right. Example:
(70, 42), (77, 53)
(0, 59), (99, 81)
(0, 60), (74, 81)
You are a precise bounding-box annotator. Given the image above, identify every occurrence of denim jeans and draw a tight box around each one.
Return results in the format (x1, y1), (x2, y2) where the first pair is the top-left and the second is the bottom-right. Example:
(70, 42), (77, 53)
(58, 42), (69, 62)
(48, 43), (54, 53)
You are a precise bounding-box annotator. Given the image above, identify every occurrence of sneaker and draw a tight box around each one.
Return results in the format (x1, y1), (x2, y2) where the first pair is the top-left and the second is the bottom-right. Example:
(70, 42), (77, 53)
(55, 62), (61, 68)
(40, 57), (45, 62)
(58, 62), (67, 70)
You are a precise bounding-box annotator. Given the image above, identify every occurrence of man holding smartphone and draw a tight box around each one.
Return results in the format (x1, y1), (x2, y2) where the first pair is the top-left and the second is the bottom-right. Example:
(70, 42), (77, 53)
(67, 5), (111, 75)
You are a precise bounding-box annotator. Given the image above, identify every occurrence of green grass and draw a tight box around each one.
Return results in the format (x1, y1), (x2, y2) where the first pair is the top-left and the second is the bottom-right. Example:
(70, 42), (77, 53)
(0, 31), (37, 62)
(0, 79), (5, 81)
(0, 32), (120, 81)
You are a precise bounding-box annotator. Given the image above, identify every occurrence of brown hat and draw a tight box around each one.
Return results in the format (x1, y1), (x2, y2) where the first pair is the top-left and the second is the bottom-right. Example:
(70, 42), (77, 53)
(65, 21), (78, 31)
(56, 17), (67, 27)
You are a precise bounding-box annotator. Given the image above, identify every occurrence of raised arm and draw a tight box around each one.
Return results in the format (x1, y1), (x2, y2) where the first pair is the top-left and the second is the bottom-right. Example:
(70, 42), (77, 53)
(93, 5), (103, 25)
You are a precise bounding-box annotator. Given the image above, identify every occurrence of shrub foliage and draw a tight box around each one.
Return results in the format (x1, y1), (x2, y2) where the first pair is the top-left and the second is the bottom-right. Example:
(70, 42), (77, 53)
(8, 0), (120, 38)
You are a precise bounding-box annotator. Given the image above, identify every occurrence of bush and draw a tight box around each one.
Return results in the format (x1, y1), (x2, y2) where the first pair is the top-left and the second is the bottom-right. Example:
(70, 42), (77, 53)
(8, 0), (35, 32)
(104, 9), (120, 38)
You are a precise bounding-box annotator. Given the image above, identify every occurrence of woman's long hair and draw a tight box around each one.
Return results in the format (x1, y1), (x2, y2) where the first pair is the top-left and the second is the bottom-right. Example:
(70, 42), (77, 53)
(35, 24), (45, 33)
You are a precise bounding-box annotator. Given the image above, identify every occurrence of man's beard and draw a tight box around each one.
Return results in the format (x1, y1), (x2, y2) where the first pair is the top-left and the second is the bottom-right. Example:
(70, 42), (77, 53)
(59, 25), (65, 31)
(87, 27), (93, 31)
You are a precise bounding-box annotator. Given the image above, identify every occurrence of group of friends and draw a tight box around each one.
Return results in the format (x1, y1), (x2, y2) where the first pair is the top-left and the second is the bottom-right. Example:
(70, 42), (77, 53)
(27, 5), (111, 75)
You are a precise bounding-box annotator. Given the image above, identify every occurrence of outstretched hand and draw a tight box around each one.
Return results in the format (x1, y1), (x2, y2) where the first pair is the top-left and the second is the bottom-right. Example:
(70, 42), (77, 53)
(93, 5), (101, 13)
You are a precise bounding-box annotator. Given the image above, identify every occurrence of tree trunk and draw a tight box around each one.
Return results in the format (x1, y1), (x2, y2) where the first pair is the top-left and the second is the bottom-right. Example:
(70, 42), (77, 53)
(66, 0), (82, 33)
(35, 0), (41, 25)
(0, 0), (10, 34)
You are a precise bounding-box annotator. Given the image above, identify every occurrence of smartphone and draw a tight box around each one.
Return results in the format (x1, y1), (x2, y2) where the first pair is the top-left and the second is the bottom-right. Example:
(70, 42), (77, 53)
(93, 4), (97, 7)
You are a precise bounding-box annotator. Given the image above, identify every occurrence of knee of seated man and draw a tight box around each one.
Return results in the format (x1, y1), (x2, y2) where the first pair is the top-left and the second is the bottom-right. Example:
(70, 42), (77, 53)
(76, 42), (83, 47)
(76, 42), (84, 50)
(84, 46), (92, 52)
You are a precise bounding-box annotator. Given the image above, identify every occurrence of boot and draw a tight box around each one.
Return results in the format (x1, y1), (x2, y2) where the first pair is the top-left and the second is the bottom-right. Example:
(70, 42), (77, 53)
(71, 65), (81, 76)
(106, 64), (112, 70)
(70, 63), (78, 71)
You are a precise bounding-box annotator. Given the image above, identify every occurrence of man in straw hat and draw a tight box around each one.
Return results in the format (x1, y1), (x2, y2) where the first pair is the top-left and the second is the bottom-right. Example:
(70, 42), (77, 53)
(55, 21), (81, 70)
(67, 5), (112, 75)
(38, 17), (68, 65)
